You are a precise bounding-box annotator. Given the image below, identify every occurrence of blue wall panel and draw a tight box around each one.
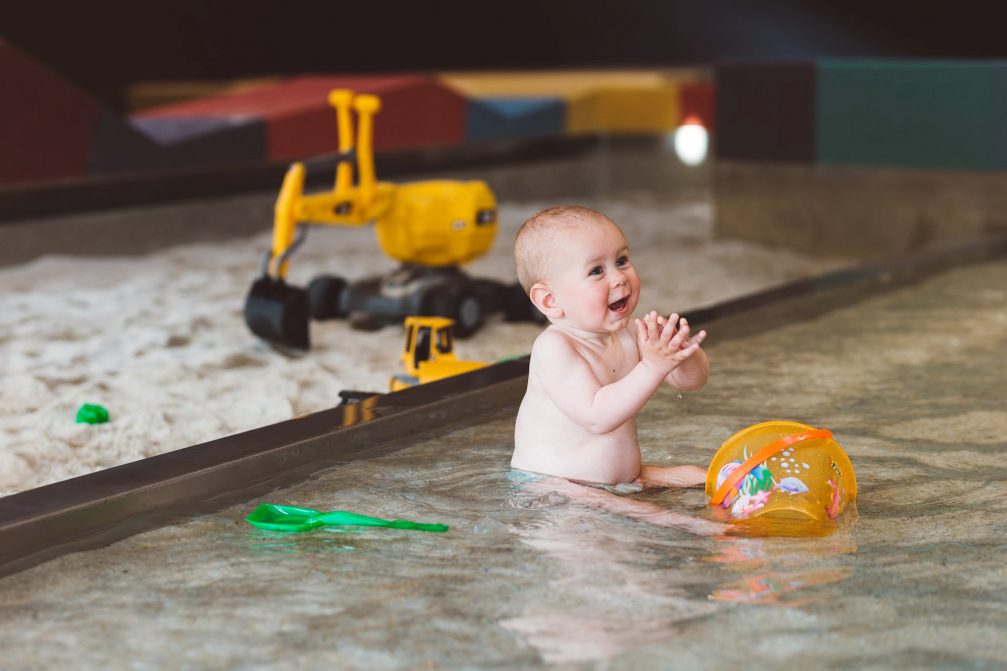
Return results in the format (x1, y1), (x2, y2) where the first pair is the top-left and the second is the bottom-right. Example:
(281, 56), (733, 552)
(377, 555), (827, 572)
(465, 98), (565, 142)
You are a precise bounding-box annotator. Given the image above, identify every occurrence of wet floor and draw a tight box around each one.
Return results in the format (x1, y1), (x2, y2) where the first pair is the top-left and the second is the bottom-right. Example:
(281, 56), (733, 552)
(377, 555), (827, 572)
(0, 260), (1005, 669)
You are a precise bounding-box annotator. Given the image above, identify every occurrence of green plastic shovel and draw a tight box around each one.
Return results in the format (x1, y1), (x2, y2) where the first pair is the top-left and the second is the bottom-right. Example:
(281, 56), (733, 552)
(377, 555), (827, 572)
(246, 503), (449, 533)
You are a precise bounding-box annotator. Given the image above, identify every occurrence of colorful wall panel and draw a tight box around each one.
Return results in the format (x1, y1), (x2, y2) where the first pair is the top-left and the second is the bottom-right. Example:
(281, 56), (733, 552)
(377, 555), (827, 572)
(0, 41), (99, 185)
(90, 114), (268, 174)
(816, 60), (1007, 170)
(566, 86), (681, 135)
(465, 98), (565, 142)
(679, 82), (715, 130)
(717, 59), (1007, 172)
(137, 75), (468, 161)
(3, 46), (707, 191)
(442, 70), (698, 136)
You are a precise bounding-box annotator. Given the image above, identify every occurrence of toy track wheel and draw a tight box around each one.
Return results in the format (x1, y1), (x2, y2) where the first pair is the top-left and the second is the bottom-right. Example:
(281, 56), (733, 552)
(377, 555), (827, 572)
(503, 282), (547, 324)
(307, 275), (347, 320)
(455, 292), (485, 337)
(426, 288), (484, 338)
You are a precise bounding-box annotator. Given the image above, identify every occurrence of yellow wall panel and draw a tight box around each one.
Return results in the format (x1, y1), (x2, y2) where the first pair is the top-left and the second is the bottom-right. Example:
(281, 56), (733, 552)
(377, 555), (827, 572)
(439, 69), (697, 99)
(566, 87), (682, 134)
(439, 70), (696, 135)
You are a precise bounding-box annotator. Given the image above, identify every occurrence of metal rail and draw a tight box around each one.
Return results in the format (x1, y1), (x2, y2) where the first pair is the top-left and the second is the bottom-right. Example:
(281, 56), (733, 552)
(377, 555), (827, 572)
(2, 234), (1005, 579)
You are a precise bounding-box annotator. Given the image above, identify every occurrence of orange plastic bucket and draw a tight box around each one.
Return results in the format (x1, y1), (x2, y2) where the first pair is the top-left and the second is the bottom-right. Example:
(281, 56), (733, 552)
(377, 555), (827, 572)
(706, 421), (856, 522)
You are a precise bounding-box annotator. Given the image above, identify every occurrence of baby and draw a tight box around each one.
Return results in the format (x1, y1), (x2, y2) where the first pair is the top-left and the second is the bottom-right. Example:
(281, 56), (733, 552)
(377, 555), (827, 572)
(511, 205), (710, 491)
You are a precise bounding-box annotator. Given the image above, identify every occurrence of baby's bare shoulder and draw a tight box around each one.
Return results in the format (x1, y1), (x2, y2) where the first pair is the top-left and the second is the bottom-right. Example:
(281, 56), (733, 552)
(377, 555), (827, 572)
(532, 327), (575, 354)
(530, 328), (583, 370)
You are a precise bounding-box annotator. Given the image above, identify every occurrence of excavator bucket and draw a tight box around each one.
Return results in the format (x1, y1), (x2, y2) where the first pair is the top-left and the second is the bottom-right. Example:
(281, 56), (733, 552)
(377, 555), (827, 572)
(243, 277), (310, 350)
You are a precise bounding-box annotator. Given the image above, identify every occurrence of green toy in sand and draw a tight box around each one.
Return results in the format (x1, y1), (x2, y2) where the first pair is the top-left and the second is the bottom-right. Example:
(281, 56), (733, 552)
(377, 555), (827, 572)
(76, 403), (109, 424)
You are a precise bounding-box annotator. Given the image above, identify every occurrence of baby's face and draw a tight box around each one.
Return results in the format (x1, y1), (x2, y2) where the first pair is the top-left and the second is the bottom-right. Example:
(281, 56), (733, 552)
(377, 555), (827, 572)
(544, 217), (641, 334)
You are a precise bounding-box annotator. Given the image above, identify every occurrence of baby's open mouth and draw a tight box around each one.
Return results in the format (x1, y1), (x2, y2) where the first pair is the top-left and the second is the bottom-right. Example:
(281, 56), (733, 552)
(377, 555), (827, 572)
(608, 296), (629, 312)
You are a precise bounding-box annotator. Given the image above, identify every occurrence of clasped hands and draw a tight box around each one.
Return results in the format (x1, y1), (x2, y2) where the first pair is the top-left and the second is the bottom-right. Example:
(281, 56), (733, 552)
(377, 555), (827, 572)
(635, 311), (706, 377)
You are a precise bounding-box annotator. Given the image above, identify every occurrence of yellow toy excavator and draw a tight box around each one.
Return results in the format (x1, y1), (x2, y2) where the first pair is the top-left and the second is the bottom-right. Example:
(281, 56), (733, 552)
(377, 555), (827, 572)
(243, 89), (541, 351)
(389, 316), (489, 391)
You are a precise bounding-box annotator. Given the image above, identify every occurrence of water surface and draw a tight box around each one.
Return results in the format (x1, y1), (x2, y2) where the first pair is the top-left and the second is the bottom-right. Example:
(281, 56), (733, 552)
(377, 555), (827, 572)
(1, 260), (1005, 669)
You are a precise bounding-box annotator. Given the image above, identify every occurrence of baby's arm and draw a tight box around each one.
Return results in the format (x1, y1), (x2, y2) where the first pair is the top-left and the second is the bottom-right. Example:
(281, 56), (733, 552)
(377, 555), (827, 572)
(533, 329), (674, 434)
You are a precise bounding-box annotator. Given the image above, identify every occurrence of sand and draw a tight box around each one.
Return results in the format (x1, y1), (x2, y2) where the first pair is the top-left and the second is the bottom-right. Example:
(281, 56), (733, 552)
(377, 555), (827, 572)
(0, 193), (848, 496)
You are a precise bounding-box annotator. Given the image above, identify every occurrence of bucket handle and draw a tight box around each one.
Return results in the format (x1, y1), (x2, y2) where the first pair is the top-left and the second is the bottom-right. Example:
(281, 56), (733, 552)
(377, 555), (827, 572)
(710, 428), (833, 507)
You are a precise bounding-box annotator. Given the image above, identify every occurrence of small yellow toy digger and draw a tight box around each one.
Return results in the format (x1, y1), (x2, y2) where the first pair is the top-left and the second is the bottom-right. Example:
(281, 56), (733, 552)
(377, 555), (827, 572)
(389, 316), (490, 391)
(243, 89), (541, 351)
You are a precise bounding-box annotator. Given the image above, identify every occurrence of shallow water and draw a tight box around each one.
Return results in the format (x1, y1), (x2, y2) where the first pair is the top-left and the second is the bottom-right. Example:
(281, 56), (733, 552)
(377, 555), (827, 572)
(1, 260), (1005, 669)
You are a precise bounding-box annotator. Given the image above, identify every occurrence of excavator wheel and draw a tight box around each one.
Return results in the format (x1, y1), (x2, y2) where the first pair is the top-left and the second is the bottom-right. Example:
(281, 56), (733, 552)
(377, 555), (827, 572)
(243, 277), (310, 351)
(425, 288), (484, 338)
(308, 274), (348, 320)
(453, 292), (485, 337)
(503, 282), (547, 324)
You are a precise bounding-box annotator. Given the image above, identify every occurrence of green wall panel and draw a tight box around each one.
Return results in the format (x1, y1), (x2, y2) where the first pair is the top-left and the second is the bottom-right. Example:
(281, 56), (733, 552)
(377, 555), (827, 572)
(817, 60), (1007, 170)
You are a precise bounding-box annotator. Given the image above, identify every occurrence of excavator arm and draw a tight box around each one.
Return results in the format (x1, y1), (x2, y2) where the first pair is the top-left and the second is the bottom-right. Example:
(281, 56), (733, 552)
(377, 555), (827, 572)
(266, 92), (394, 280)
(245, 90), (397, 349)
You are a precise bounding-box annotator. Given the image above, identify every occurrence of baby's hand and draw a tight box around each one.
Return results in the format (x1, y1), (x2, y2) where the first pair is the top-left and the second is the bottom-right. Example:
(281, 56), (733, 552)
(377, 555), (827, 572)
(636, 311), (706, 377)
(656, 313), (707, 355)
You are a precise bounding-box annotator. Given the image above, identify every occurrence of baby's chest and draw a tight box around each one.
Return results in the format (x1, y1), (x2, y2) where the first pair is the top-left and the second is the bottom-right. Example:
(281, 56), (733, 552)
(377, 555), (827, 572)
(581, 338), (638, 382)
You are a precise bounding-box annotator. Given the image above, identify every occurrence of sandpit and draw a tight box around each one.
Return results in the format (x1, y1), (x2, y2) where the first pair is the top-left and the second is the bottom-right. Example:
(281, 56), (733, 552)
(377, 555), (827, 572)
(0, 193), (849, 495)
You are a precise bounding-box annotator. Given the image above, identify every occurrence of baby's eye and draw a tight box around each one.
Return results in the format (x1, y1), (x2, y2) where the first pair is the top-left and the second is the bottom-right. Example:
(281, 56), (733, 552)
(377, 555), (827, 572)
(616, 255), (629, 267)
(588, 266), (603, 276)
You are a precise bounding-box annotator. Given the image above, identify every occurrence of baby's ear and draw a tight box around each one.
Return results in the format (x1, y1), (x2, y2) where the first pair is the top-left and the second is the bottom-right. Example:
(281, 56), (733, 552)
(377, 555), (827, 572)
(529, 282), (562, 320)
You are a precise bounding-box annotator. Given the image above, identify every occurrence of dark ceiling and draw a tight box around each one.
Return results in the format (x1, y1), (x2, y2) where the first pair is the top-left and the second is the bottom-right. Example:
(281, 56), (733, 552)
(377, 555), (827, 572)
(3, 0), (1003, 109)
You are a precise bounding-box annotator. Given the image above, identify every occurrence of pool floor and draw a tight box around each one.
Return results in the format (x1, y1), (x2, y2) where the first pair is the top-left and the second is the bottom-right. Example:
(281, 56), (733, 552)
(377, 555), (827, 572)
(0, 260), (1005, 669)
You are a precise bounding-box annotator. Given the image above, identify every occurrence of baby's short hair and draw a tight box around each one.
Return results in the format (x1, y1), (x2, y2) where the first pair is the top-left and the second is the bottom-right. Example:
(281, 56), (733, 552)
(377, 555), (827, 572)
(513, 205), (610, 293)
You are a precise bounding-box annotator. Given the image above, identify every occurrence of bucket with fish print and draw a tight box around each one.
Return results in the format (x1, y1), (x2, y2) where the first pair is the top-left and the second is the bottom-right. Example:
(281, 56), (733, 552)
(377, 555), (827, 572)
(706, 421), (857, 523)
